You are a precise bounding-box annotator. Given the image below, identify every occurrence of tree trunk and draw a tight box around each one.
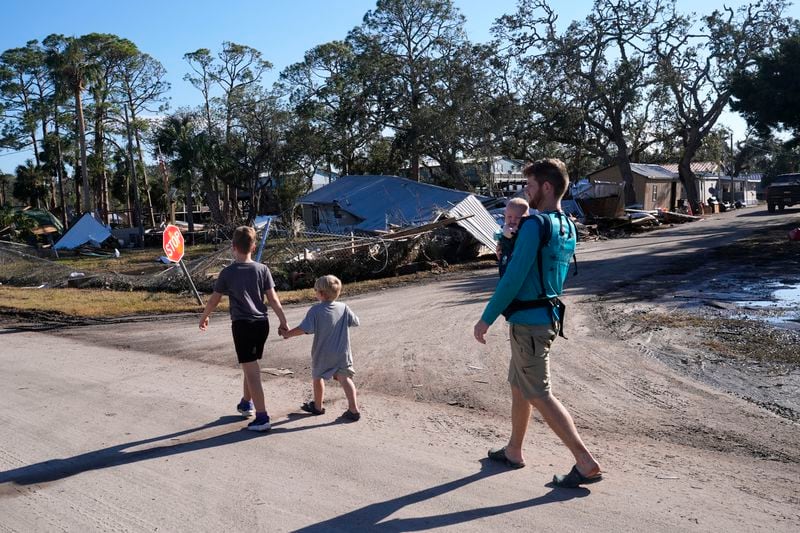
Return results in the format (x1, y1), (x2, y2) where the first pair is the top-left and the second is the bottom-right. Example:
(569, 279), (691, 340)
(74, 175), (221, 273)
(125, 173), (132, 224)
(40, 109), (55, 210)
(73, 128), (81, 216)
(617, 156), (638, 207)
(124, 107), (145, 245)
(54, 110), (68, 229)
(186, 172), (195, 233)
(611, 130), (638, 207)
(130, 100), (157, 228)
(74, 85), (90, 213)
(232, 185), (240, 221)
(101, 169), (109, 222)
(134, 133), (156, 228)
(678, 152), (700, 212)
(223, 184), (231, 222)
(157, 146), (175, 224)
(48, 171), (57, 211)
(19, 82), (40, 167)
(200, 171), (223, 223)
(93, 113), (109, 223)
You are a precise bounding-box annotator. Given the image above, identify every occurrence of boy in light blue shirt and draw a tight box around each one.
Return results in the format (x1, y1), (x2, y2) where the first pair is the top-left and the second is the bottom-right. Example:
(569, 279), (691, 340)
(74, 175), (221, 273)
(282, 275), (361, 421)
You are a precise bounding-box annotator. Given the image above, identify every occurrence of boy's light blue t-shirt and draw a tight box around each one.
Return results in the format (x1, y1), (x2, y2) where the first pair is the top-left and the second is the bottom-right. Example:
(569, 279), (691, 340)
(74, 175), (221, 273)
(481, 212), (576, 326)
(299, 301), (360, 379)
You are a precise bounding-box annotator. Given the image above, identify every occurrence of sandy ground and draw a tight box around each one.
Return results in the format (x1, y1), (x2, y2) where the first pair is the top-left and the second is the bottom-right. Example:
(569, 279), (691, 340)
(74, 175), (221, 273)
(1, 206), (799, 532)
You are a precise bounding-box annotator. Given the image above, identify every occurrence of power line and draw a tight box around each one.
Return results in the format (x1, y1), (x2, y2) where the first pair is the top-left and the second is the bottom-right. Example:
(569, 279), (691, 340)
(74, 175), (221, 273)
(0, 148), (32, 157)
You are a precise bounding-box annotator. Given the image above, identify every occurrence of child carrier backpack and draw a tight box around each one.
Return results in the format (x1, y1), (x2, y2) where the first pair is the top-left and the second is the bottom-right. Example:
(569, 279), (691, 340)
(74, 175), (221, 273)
(501, 211), (578, 338)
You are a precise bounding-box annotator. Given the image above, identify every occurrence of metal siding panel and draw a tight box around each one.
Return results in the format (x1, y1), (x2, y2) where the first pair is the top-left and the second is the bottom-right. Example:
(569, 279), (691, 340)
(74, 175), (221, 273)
(448, 195), (501, 250)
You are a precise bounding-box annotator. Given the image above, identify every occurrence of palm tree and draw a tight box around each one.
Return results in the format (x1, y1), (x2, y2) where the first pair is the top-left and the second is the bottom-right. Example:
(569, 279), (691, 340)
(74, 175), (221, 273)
(153, 113), (203, 232)
(13, 160), (48, 207)
(45, 34), (101, 214)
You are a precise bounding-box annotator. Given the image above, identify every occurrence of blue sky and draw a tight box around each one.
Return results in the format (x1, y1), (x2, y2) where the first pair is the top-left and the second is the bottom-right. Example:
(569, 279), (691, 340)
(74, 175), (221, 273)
(2, 0), (798, 172)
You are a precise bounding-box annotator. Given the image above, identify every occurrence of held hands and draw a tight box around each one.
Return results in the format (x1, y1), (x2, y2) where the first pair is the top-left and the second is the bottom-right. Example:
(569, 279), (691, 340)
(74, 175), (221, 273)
(277, 323), (289, 338)
(199, 315), (209, 331)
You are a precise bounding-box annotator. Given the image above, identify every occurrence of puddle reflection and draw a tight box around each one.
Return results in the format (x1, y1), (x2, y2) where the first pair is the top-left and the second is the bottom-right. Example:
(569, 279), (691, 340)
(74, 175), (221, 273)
(737, 282), (800, 331)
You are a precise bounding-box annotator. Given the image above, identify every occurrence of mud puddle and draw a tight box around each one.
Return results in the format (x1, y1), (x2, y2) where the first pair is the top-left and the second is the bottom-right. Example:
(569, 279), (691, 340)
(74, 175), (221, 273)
(736, 282), (800, 331)
(673, 278), (800, 332)
(596, 222), (800, 421)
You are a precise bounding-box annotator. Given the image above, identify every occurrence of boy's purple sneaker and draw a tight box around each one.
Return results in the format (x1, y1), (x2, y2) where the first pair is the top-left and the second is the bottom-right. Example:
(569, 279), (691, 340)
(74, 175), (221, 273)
(237, 399), (255, 417)
(247, 414), (271, 432)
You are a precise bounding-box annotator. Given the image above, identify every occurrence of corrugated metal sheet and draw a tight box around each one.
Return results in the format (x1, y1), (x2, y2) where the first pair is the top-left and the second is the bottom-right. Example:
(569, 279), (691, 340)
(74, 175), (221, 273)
(299, 174), (500, 249)
(629, 163), (678, 179)
(54, 213), (112, 250)
(660, 162), (720, 175)
(447, 195), (500, 250)
(299, 175), (475, 232)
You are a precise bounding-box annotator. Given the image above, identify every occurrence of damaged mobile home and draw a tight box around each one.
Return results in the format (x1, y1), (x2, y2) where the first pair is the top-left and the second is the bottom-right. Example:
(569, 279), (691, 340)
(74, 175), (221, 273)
(297, 175), (499, 251)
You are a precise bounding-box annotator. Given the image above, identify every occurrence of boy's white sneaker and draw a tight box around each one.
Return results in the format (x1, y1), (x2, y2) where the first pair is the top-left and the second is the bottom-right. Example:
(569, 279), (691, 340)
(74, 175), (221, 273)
(237, 399), (255, 417)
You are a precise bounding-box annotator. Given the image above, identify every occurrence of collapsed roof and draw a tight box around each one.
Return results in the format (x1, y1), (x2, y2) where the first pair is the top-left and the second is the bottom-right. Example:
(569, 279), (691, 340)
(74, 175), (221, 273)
(299, 175), (499, 249)
(54, 213), (112, 250)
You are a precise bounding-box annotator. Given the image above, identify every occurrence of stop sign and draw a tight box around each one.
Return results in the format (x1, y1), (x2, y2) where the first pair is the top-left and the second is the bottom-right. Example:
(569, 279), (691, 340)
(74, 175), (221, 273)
(162, 224), (185, 262)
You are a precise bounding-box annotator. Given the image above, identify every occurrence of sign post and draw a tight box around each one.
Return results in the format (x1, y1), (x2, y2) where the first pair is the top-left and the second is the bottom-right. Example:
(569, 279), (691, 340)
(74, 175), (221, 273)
(254, 215), (273, 263)
(162, 224), (203, 306)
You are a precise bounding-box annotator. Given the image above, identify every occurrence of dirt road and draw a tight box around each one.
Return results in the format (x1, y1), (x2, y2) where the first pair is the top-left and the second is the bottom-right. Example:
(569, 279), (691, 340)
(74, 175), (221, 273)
(1, 206), (799, 531)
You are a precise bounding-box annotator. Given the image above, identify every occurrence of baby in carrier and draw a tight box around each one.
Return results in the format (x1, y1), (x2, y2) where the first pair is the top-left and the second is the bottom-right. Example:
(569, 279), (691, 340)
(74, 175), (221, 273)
(495, 197), (531, 277)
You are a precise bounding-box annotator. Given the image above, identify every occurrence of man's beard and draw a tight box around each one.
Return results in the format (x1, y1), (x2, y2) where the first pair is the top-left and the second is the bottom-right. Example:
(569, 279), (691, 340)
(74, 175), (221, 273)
(527, 189), (542, 209)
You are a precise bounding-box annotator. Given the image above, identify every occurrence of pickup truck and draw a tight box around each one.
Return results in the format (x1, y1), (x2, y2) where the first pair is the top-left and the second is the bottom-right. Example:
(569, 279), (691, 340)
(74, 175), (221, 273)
(767, 174), (800, 212)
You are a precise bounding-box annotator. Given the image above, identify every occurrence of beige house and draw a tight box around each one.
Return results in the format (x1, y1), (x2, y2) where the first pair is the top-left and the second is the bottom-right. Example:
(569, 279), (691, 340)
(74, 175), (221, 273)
(587, 163), (685, 211)
(660, 163), (762, 206)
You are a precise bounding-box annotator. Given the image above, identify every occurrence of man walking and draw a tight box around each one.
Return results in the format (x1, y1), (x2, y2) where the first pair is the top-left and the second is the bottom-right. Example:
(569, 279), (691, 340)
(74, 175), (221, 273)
(473, 159), (602, 488)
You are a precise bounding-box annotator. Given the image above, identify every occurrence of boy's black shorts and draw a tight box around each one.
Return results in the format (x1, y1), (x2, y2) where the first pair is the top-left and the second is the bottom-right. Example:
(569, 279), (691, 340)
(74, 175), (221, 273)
(231, 319), (269, 364)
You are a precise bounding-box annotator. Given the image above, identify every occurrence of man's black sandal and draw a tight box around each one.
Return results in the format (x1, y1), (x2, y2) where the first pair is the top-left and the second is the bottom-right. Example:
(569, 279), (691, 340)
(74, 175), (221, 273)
(300, 401), (325, 415)
(487, 446), (526, 469)
(553, 465), (603, 488)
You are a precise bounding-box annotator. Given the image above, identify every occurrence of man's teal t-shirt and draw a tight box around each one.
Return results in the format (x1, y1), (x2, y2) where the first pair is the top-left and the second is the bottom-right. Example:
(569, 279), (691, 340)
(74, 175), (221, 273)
(481, 211), (576, 326)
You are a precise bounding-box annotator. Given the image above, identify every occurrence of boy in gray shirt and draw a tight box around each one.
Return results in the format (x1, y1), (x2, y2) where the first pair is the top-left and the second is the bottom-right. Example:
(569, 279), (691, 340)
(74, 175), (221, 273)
(282, 275), (361, 421)
(199, 226), (288, 432)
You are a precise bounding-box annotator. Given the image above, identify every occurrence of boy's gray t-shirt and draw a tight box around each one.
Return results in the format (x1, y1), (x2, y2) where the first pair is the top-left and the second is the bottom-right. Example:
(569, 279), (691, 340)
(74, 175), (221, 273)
(299, 301), (360, 379)
(213, 261), (275, 322)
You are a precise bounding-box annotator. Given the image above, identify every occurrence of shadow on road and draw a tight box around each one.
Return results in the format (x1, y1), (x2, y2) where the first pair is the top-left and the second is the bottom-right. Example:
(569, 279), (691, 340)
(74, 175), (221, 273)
(293, 458), (589, 532)
(736, 207), (800, 217)
(269, 412), (348, 434)
(0, 413), (339, 487)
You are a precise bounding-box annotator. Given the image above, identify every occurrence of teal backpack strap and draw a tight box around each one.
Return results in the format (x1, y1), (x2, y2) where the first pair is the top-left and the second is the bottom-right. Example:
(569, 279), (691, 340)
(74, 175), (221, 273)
(534, 213), (552, 298)
(563, 212), (578, 276)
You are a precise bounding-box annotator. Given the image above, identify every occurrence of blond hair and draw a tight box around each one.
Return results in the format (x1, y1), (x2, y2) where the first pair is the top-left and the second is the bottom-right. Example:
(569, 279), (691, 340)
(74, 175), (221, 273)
(315, 275), (342, 300)
(505, 196), (529, 215)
